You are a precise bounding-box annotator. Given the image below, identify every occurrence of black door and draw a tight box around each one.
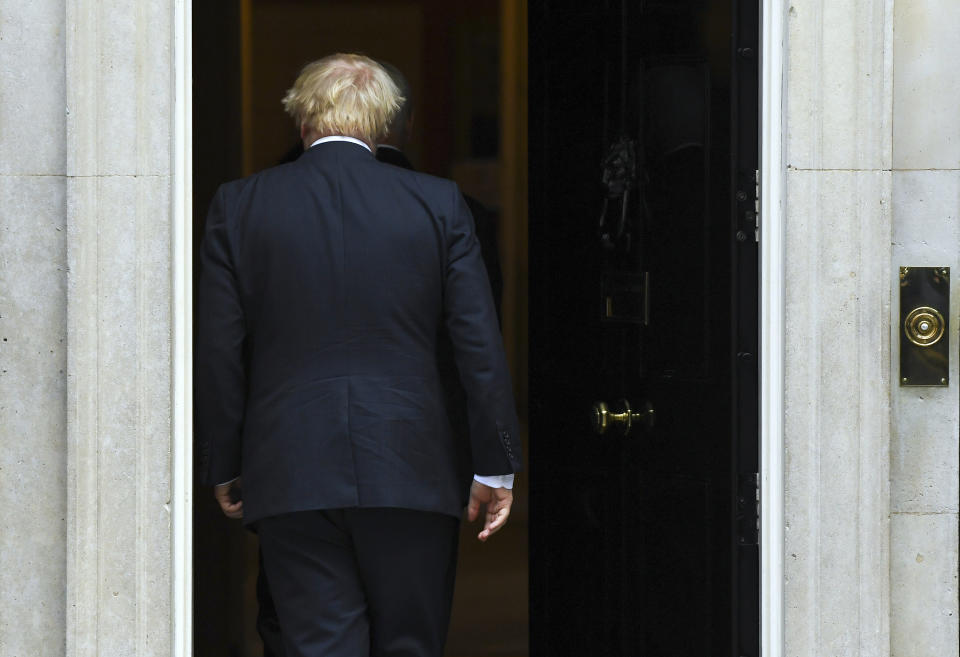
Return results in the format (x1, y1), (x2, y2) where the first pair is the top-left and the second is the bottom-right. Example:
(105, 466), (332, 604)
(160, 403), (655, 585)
(529, 1), (759, 655)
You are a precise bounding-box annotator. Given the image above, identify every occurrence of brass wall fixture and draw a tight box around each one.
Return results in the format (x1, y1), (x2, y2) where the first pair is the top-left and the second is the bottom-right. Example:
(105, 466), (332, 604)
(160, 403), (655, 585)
(592, 398), (655, 436)
(900, 267), (950, 386)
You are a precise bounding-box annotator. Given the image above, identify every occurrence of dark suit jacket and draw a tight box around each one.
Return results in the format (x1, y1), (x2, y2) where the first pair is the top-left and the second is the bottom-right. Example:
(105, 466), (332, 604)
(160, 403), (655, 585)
(375, 146), (503, 317)
(375, 145), (505, 505)
(196, 141), (521, 524)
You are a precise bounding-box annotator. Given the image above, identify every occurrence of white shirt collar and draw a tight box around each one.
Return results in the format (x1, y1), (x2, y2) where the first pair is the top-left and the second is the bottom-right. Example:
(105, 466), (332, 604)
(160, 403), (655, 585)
(309, 136), (372, 152)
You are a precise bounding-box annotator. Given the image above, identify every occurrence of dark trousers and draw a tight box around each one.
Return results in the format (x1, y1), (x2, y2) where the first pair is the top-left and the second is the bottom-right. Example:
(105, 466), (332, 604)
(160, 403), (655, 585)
(257, 508), (460, 657)
(257, 548), (286, 657)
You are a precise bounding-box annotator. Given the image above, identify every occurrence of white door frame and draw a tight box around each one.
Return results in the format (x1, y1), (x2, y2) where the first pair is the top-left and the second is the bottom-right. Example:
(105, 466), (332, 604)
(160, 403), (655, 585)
(759, 0), (786, 655)
(172, 0), (193, 655)
(168, 1), (788, 654)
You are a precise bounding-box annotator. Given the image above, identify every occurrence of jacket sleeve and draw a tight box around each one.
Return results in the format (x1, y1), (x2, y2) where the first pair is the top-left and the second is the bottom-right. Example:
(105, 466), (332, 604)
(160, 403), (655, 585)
(195, 185), (247, 486)
(443, 185), (522, 475)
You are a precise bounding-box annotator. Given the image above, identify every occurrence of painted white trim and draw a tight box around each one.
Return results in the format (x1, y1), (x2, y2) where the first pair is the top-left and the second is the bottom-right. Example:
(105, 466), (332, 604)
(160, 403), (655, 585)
(172, 0), (193, 655)
(760, 0), (786, 655)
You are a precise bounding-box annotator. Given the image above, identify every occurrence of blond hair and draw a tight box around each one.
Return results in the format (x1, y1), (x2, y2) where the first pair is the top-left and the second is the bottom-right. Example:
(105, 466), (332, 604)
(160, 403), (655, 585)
(282, 54), (403, 144)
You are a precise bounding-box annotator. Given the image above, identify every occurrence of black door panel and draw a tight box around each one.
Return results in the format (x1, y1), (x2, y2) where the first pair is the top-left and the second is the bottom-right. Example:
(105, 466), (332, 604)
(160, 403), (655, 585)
(529, 1), (759, 654)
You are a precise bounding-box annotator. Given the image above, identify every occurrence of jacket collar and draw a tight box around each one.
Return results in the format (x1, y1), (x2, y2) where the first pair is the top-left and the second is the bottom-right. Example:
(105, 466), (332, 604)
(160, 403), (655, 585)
(308, 136), (372, 152)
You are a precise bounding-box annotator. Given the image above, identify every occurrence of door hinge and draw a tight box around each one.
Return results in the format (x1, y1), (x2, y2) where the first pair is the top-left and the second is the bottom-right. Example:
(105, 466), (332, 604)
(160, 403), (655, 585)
(753, 169), (760, 242)
(737, 472), (759, 546)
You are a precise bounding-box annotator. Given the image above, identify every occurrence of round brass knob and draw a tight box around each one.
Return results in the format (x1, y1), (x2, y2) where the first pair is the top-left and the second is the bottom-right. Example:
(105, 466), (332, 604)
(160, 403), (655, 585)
(904, 306), (945, 347)
(592, 399), (655, 436)
(593, 401), (612, 435)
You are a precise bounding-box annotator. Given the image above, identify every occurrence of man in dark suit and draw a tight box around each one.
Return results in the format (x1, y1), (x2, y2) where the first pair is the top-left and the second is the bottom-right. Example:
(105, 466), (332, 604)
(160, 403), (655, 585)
(196, 54), (521, 657)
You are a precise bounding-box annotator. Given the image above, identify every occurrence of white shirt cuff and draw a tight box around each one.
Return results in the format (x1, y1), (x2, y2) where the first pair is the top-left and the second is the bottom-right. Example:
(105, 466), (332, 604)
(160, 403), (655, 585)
(473, 473), (514, 489)
(216, 476), (240, 487)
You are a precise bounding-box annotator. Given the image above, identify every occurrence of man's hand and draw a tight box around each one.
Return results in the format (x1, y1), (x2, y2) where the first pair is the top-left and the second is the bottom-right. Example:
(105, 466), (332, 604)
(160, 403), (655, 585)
(467, 480), (513, 542)
(214, 478), (243, 519)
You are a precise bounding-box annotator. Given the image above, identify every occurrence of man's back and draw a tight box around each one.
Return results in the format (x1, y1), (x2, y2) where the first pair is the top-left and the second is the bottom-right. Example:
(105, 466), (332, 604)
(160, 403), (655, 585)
(196, 140), (519, 523)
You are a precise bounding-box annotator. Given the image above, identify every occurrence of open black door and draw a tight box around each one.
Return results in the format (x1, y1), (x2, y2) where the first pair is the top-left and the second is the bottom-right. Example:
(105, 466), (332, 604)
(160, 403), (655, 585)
(529, 1), (759, 655)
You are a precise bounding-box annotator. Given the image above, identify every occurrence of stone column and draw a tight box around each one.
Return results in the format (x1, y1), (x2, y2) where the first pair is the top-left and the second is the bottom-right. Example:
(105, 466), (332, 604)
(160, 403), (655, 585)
(0, 2), (68, 656)
(890, 1), (960, 654)
(783, 0), (893, 655)
(65, 0), (176, 655)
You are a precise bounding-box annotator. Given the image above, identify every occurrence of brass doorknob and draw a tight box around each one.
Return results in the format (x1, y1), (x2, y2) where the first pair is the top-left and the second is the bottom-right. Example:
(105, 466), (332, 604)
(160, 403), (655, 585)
(592, 399), (655, 436)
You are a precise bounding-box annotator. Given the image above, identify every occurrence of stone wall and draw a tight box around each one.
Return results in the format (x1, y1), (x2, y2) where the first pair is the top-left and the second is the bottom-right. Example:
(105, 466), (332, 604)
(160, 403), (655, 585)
(1, 1), (178, 656)
(65, 0), (176, 655)
(890, 0), (960, 654)
(784, 0), (960, 655)
(783, 0), (894, 654)
(0, 2), (69, 656)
